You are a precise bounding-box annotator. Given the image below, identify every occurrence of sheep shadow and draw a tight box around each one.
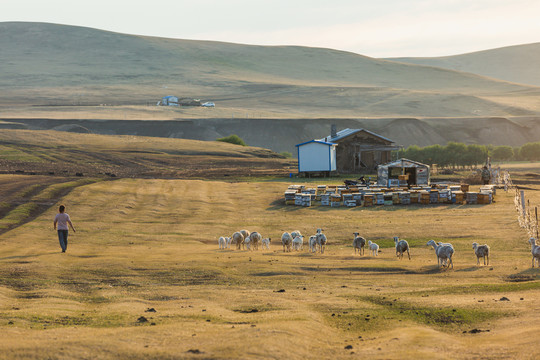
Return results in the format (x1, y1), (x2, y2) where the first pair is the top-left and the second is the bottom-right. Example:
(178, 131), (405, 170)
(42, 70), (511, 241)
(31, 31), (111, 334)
(300, 266), (417, 275)
(505, 268), (540, 282)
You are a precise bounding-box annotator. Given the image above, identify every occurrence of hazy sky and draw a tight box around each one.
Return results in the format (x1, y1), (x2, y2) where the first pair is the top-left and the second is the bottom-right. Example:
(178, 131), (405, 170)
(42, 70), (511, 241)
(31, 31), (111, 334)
(2, 0), (540, 57)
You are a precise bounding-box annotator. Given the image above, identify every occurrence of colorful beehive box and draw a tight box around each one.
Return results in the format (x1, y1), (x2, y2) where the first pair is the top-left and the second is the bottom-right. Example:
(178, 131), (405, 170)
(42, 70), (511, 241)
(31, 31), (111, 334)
(344, 199), (357, 207)
(302, 193), (312, 207)
(429, 190), (439, 204)
(410, 191), (420, 204)
(399, 192), (411, 205)
(375, 193), (385, 205)
(420, 191), (430, 204)
(363, 194), (374, 207)
(353, 193), (363, 206)
(321, 194), (331, 206)
(478, 192), (492, 204)
(466, 192), (478, 204)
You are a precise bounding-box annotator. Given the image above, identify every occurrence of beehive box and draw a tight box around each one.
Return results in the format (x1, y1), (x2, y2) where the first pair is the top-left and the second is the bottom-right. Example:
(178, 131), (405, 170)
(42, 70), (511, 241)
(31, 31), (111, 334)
(449, 185), (461, 192)
(461, 184), (470, 193)
(429, 190), (439, 204)
(343, 193), (353, 202)
(399, 192), (411, 205)
(321, 194), (331, 206)
(363, 194), (374, 207)
(478, 192), (492, 204)
(466, 192), (478, 204)
(317, 185), (327, 195)
(420, 191), (430, 204)
(392, 192), (400, 205)
(353, 193), (363, 206)
(375, 193), (385, 205)
(284, 190), (297, 203)
(410, 191), (420, 204)
(302, 193), (312, 207)
(452, 191), (465, 204)
(344, 199), (357, 207)
(480, 185), (496, 196)
(438, 190), (451, 203)
(295, 193), (304, 206)
(384, 193), (394, 206)
(330, 194), (342, 207)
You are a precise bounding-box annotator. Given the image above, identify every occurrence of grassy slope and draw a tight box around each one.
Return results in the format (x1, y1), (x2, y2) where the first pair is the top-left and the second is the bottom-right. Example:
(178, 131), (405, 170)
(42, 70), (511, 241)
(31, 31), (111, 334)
(388, 42), (540, 87)
(0, 178), (539, 359)
(1, 22), (540, 118)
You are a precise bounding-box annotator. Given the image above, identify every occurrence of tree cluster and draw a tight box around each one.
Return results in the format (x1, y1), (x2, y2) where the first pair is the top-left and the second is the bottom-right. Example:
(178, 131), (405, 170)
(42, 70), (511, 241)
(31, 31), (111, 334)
(396, 141), (540, 168)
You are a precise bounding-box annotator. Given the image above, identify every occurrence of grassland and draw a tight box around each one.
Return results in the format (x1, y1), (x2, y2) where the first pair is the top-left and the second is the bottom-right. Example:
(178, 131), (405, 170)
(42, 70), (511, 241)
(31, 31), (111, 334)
(1, 176), (539, 359)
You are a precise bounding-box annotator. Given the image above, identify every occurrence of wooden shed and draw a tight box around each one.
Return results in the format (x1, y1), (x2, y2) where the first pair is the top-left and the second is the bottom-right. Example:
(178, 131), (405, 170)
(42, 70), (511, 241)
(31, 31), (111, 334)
(320, 127), (400, 173)
(295, 140), (337, 175)
(377, 158), (430, 187)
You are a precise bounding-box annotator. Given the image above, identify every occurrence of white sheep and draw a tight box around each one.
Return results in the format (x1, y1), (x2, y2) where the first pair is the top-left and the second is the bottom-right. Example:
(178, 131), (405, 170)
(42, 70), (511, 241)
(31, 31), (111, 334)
(218, 236), (227, 249)
(316, 229), (327, 254)
(427, 240), (454, 269)
(281, 232), (293, 252)
(232, 231), (244, 250)
(240, 229), (250, 241)
(394, 237), (411, 260)
(261, 238), (271, 250)
(472, 242), (490, 266)
(291, 230), (302, 240)
(244, 236), (252, 251)
(352, 232), (366, 255)
(528, 237), (540, 267)
(308, 235), (318, 253)
(249, 232), (262, 251)
(368, 240), (379, 256)
(226, 237), (232, 248)
(292, 235), (304, 251)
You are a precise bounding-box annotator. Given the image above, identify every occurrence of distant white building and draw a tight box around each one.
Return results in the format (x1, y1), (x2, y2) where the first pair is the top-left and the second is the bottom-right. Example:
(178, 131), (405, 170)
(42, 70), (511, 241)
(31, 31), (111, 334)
(295, 140), (337, 175)
(161, 95), (179, 106)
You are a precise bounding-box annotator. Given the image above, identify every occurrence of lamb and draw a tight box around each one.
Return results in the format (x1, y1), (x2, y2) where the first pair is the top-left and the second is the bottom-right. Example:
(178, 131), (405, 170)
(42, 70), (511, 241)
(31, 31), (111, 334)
(249, 232), (262, 251)
(292, 235), (304, 251)
(281, 232), (293, 252)
(261, 238), (271, 250)
(316, 229), (327, 254)
(244, 235), (252, 250)
(352, 232), (366, 255)
(218, 236), (227, 249)
(218, 236), (230, 249)
(427, 240), (454, 269)
(232, 231), (244, 250)
(472, 242), (490, 266)
(393, 237), (411, 260)
(368, 240), (379, 256)
(308, 235), (318, 253)
(528, 237), (540, 267)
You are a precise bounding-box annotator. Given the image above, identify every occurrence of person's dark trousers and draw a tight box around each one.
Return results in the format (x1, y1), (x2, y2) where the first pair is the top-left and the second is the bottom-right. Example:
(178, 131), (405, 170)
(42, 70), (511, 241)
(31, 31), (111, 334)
(58, 230), (68, 252)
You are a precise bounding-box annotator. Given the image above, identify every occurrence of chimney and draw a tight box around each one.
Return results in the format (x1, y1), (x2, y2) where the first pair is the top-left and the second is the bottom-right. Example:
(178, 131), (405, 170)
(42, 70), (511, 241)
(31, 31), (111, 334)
(331, 124), (337, 139)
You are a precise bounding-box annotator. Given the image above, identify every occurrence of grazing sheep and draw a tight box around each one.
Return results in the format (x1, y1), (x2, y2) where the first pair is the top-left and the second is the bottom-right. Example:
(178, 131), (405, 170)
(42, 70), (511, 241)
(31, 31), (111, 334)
(261, 238), (271, 250)
(218, 236), (228, 249)
(472, 242), (490, 266)
(226, 237), (232, 248)
(240, 229), (250, 241)
(528, 237), (540, 267)
(316, 229), (327, 254)
(249, 232), (262, 251)
(393, 237), (411, 260)
(427, 240), (454, 269)
(281, 232), (293, 252)
(291, 230), (302, 240)
(352, 232), (366, 255)
(368, 240), (379, 256)
(309, 235), (318, 253)
(232, 231), (244, 250)
(244, 236), (252, 250)
(292, 235), (304, 251)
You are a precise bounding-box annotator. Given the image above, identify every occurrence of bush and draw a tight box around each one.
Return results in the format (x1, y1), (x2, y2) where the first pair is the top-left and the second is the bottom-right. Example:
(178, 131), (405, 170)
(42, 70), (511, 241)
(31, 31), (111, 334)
(216, 134), (246, 146)
(279, 151), (293, 158)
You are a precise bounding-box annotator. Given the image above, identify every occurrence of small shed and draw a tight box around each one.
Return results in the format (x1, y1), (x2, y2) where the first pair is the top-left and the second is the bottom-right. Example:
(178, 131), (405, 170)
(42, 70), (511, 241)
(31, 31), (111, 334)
(295, 140), (337, 175)
(377, 158), (430, 187)
(161, 95), (179, 106)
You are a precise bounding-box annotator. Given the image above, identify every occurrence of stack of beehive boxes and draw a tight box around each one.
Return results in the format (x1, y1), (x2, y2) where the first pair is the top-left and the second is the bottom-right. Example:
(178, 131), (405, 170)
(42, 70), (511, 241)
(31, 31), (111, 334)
(330, 193), (342, 207)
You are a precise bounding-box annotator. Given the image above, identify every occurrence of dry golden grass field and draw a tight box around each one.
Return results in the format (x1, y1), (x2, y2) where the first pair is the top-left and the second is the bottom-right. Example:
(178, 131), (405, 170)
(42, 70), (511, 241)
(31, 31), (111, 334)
(1, 175), (539, 359)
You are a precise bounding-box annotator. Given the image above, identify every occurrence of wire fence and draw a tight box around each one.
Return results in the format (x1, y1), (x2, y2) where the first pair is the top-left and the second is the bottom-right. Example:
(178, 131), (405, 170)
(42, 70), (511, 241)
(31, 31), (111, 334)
(504, 170), (539, 239)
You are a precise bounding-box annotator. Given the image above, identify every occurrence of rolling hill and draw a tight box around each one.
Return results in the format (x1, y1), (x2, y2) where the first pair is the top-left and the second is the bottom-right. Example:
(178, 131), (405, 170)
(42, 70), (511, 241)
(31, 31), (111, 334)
(387, 42), (540, 87)
(1, 22), (539, 151)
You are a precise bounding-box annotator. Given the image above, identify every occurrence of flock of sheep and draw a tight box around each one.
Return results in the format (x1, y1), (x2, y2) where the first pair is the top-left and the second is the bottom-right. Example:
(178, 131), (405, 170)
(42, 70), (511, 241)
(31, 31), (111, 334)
(218, 231), (540, 269)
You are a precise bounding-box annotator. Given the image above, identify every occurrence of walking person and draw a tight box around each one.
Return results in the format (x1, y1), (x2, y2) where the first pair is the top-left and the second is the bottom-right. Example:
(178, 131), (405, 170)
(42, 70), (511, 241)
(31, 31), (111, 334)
(53, 204), (76, 253)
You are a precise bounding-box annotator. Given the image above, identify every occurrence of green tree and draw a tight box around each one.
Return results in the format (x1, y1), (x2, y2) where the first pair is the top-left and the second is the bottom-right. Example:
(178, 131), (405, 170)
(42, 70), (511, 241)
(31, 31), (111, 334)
(463, 144), (487, 168)
(445, 142), (468, 168)
(519, 142), (540, 161)
(492, 146), (514, 161)
(216, 134), (247, 146)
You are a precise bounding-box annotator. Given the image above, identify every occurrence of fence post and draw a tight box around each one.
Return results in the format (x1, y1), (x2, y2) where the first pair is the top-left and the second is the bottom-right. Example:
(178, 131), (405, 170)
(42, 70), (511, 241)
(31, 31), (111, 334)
(536, 207), (539, 239)
(521, 190), (526, 217)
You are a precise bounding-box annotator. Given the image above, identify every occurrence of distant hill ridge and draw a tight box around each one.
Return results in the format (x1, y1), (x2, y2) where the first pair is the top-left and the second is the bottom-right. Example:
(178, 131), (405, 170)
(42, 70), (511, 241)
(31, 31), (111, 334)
(387, 42), (540, 87)
(1, 21), (540, 121)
